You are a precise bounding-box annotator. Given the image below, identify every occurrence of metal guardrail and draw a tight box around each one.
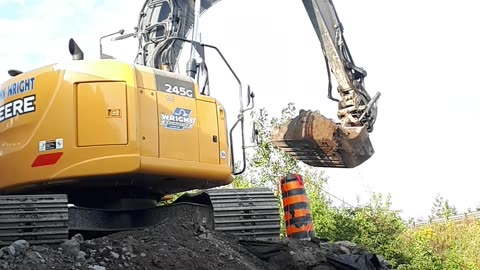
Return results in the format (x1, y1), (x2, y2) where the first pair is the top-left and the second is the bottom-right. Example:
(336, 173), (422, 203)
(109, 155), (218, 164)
(411, 211), (480, 228)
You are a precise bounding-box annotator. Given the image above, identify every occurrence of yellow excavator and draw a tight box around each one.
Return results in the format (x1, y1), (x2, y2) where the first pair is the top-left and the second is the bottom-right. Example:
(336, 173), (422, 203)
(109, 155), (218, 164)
(0, 0), (380, 245)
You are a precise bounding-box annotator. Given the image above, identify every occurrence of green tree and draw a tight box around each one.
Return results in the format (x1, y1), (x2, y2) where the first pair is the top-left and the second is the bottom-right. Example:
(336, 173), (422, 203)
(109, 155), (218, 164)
(350, 193), (409, 267)
(236, 103), (333, 237)
(301, 169), (337, 240)
(245, 103), (301, 190)
(430, 194), (458, 220)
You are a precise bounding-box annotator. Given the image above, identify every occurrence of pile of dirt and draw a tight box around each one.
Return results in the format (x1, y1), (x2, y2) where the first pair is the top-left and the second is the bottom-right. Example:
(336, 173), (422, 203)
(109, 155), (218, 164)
(0, 217), (393, 270)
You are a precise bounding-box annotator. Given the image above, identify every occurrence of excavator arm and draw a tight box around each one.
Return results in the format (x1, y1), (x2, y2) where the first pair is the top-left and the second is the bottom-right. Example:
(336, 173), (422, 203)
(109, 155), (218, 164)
(302, 0), (380, 132)
(272, 0), (381, 168)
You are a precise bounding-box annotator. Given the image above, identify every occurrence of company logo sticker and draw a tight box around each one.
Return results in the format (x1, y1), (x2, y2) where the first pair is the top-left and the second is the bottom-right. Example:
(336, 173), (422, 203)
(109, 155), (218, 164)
(161, 108), (196, 131)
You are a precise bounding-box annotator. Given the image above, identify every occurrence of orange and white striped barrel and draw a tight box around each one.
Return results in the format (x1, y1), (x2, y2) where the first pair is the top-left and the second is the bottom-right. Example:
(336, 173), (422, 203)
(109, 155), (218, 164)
(280, 173), (315, 240)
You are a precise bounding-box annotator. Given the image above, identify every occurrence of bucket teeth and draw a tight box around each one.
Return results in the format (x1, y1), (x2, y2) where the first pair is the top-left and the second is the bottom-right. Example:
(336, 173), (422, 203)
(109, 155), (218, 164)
(271, 110), (374, 168)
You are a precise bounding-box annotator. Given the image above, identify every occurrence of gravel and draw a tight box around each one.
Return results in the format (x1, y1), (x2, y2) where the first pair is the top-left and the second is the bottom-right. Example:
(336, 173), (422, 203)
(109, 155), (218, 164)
(0, 217), (393, 270)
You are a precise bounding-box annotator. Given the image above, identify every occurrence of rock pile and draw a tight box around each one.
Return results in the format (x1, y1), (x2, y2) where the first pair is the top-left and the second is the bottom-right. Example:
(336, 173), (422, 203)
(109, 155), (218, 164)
(0, 218), (393, 270)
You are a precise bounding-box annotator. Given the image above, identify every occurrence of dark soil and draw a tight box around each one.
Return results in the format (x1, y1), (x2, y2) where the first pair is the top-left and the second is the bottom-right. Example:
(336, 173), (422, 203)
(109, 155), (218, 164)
(0, 217), (392, 270)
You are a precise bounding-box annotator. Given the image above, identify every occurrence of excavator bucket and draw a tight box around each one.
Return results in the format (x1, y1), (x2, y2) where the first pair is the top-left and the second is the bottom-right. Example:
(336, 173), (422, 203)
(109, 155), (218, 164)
(271, 110), (374, 168)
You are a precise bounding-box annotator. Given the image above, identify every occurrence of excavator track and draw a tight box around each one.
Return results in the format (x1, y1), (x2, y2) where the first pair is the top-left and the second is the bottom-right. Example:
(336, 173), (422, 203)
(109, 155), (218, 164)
(206, 188), (281, 240)
(0, 189), (281, 246)
(0, 194), (69, 246)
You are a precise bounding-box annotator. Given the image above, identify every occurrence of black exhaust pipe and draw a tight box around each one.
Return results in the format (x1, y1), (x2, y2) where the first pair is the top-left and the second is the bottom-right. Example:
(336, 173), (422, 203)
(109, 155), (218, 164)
(69, 38), (84, 60)
(8, 69), (23, 77)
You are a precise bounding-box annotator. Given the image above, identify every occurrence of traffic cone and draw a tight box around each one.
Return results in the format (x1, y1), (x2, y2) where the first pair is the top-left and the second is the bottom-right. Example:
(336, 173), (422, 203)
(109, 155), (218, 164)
(280, 173), (315, 240)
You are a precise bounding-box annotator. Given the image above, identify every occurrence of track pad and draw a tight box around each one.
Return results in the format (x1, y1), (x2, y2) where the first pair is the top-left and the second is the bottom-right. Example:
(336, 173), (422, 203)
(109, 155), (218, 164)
(271, 110), (374, 168)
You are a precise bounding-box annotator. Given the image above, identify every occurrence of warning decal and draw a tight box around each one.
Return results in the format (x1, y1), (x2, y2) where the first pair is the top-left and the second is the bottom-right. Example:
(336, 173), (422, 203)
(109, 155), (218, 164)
(39, 138), (63, 152)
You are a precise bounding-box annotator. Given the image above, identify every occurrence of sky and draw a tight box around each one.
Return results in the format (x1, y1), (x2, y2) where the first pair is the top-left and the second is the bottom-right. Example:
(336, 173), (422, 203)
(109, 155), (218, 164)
(1, 0), (480, 220)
